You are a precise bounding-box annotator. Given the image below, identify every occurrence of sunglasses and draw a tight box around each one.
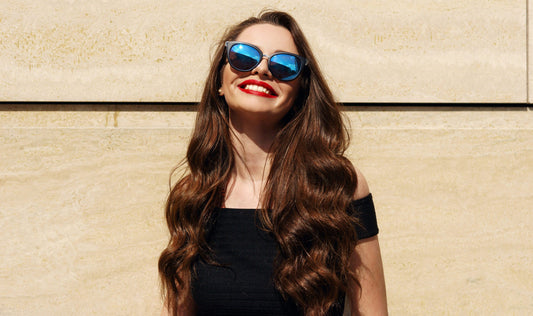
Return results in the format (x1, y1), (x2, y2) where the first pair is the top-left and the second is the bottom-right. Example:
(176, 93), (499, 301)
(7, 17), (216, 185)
(225, 41), (308, 81)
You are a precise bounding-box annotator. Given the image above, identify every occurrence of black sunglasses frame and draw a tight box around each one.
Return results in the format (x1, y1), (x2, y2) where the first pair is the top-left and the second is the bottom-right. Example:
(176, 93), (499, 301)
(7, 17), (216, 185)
(225, 41), (308, 81)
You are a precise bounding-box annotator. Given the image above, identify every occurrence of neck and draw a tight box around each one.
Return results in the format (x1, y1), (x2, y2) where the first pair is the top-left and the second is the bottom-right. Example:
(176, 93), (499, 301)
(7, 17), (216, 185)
(230, 115), (278, 181)
(223, 113), (280, 208)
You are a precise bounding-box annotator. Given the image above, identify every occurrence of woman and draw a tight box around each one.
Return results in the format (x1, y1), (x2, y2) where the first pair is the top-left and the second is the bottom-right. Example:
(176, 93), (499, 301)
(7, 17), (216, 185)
(159, 10), (387, 316)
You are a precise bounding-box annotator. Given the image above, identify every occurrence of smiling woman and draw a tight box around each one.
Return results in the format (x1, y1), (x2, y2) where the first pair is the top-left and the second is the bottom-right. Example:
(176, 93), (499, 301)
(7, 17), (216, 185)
(158, 10), (387, 316)
(220, 23), (302, 127)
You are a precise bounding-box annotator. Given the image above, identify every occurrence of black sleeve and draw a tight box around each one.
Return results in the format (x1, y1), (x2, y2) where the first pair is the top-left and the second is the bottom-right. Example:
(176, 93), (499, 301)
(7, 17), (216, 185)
(347, 193), (379, 240)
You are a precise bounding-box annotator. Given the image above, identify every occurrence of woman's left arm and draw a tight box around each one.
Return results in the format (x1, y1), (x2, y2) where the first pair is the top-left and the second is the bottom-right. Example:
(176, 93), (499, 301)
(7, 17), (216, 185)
(348, 236), (388, 315)
(347, 168), (388, 315)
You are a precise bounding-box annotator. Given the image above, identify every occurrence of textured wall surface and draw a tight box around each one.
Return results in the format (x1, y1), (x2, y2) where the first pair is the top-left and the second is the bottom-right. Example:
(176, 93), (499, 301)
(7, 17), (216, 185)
(0, 0), (527, 102)
(529, 0), (533, 103)
(1, 0), (533, 315)
(1, 106), (532, 315)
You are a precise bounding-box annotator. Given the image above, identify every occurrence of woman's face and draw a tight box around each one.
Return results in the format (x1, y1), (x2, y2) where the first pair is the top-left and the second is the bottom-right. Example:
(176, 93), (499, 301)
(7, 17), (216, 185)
(220, 23), (301, 126)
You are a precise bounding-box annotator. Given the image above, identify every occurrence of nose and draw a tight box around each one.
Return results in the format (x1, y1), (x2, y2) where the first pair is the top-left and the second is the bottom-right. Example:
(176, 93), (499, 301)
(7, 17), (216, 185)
(251, 56), (272, 78)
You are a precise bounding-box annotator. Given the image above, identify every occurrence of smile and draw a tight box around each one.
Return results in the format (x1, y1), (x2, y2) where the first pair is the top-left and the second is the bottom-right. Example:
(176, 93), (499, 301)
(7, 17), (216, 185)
(238, 80), (278, 98)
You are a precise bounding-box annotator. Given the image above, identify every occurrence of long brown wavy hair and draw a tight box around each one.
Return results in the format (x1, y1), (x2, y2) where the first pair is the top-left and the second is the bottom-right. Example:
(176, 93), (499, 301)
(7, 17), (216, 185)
(159, 10), (359, 315)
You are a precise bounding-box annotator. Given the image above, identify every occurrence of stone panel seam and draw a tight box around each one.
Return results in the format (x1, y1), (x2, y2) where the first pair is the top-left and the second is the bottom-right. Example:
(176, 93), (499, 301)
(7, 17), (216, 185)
(2, 127), (533, 131)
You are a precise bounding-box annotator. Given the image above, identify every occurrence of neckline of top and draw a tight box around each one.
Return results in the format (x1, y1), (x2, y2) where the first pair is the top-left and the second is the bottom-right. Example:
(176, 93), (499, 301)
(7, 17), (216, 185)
(216, 193), (372, 211)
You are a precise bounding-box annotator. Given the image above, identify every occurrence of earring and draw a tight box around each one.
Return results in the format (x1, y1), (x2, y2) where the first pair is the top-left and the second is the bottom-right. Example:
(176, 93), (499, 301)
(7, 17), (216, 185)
(218, 88), (223, 96)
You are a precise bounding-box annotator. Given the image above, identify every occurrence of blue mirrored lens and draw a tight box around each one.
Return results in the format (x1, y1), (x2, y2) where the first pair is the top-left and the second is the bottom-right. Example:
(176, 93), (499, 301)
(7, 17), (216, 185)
(270, 54), (302, 81)
(229, 44), (261, 71)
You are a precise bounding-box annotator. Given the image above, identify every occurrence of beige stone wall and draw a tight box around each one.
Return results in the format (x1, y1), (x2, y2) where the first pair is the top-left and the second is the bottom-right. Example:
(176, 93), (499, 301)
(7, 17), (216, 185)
(0, 0), (526, 102)
(1, 106), (532, 315)
(1, 1), (533, 315)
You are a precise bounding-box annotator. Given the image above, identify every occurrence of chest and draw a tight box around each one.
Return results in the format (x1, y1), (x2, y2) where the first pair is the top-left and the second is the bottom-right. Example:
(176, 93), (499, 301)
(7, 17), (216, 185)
(191, 209), (345, 315)
(192, 209), (297, 315)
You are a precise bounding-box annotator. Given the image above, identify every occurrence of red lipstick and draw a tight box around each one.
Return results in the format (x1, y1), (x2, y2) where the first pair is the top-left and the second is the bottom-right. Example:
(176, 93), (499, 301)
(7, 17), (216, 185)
(238, 80), (278, 98)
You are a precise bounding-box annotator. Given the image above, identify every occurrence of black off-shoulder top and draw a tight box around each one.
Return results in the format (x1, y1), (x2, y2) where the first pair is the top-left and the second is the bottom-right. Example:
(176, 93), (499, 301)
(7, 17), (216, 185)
(192, 194), (379, 316)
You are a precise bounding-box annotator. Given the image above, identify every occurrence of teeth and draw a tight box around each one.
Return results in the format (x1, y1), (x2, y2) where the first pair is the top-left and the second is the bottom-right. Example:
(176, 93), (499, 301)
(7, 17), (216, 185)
(244, 84), (271, 95)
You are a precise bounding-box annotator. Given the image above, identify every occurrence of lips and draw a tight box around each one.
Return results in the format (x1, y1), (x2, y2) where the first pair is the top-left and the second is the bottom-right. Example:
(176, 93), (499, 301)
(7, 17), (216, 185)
(238, 79), (278, 98)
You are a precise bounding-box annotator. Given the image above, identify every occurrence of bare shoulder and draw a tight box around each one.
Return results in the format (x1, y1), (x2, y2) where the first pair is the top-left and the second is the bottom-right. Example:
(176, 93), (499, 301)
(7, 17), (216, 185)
(353, 166), (370, 200)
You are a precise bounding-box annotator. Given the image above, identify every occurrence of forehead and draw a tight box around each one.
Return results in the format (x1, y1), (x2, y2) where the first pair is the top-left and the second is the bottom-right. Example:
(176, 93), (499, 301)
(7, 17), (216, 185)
(235, 23), (298, 54)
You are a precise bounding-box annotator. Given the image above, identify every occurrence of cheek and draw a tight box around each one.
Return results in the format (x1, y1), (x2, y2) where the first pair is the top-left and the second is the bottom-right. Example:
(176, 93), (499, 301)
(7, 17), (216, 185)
(283, 82), (300, 104)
